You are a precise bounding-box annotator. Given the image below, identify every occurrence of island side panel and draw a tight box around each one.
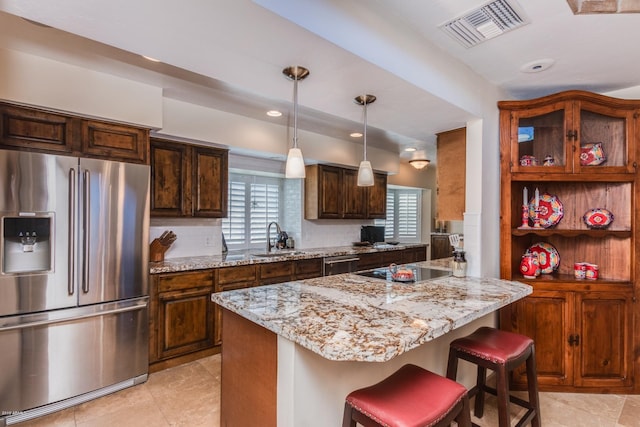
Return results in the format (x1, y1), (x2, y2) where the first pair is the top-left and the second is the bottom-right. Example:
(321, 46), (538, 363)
(221, 308), (277, 427)
(277, 314), (495, 427)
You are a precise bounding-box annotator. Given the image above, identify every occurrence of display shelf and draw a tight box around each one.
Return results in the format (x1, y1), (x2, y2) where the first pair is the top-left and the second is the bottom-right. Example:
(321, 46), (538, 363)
(499, 90), (640, 392)
(512, 229), (631, 238)
(513, 274), (632, 287)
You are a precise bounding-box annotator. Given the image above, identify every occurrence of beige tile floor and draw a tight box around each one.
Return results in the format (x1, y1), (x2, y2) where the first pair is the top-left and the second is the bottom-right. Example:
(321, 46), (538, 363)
(13, 354), (640, 426)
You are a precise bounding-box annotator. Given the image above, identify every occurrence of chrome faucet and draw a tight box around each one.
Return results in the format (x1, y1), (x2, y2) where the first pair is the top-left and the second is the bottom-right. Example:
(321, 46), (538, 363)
(266, 221), (281, 252)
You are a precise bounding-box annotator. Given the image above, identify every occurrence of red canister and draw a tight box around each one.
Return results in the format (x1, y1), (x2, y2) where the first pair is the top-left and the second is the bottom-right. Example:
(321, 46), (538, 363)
(585, 263), (599, 280)
(574, 262), (586, 279)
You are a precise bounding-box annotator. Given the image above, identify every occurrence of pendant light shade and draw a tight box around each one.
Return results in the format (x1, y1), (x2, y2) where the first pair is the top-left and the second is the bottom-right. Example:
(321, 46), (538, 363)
(283, 66), (310, 179)
(357, 160), (374, 186)
(285, 147), (305, 177)
(354, 94), (376, 187)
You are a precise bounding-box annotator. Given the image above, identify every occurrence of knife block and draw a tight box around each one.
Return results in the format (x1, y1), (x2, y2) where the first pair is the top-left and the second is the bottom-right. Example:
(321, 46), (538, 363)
(150, 238), (171, 262)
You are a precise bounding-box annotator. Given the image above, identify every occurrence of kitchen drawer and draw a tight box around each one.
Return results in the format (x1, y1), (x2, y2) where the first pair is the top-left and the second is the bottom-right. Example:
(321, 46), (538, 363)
(357, 252), (383, 271)
(402, 246), (427, 263)
(294, 258), (323, 280)
(381, 250), (403, 265)
(215, 265), (257, 291)
(259, 261), (293, 285)
(157, 270), (213, 293)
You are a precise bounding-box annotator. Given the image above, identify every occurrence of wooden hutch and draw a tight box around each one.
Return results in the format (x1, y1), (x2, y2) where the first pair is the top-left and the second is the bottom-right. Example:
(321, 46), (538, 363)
(498, 90), (640, 393)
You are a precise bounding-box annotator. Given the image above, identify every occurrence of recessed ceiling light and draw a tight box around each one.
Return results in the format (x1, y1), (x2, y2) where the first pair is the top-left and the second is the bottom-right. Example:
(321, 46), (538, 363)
(142, 55), (161, 62)
(350, 132), (363, 138)
(404, 147), (417, 152)
(520, 58), (555, 73)
(267, 110), (282, 117)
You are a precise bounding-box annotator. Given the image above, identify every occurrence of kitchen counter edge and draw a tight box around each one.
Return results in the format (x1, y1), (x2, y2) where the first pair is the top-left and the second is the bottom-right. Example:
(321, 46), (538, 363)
(149, 243), (428, 274)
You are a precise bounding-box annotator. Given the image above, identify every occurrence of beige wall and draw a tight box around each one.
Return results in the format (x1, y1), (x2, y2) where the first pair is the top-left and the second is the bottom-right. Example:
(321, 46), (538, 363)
(0, 47), (163, 127)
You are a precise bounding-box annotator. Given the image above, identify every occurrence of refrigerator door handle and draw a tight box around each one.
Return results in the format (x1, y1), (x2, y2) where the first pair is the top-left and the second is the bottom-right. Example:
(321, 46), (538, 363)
(82, 169), (90, 294)
(0, 298), (148, 332)
(68, 168), (76, 296)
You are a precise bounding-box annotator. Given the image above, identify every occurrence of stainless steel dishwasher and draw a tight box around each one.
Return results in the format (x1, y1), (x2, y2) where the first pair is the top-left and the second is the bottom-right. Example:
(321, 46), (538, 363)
(323, 255), (360, 276)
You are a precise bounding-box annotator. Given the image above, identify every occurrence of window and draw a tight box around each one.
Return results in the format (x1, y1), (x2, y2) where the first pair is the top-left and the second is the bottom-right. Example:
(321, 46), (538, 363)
(222, 173), (282, 250)
(376, 188), (421, 242)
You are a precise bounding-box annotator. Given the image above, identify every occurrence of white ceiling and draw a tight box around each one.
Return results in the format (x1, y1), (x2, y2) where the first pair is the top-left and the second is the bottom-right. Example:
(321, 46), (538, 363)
(0, 0), (639, 159)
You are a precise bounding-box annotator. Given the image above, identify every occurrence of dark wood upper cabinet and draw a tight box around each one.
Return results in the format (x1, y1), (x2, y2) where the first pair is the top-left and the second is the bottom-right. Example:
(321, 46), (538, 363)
(0, 103), (75, 153)
(81, 120), (148, 163)
(306, 164), (342, 219)
(0, 101), (149, 163)
(150, 138), (228, 218)
(192, 145), (228, 217)
(367, 172), (388, 219)
(305, 164), (386, 220)
(150, 139), (190, 216)
(342, 168), (367, 219)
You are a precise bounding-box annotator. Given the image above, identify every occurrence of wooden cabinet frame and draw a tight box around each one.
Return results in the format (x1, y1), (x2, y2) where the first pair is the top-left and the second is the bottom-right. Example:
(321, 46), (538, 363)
(0, 101), (149, 163)
(305, 164), (387, 219)
(498, 90), (639, 393)
(150, 138), (228, 217)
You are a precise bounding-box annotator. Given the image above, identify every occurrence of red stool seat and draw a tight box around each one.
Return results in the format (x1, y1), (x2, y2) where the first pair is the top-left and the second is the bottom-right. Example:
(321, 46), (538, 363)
(446, 327), (541, 427)
(449, 326), (534, 364)
(343, 364), (471, 427)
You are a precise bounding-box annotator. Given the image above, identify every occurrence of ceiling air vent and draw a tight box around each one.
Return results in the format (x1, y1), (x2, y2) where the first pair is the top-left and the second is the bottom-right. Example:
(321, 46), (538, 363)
(440, 0), (529, 48)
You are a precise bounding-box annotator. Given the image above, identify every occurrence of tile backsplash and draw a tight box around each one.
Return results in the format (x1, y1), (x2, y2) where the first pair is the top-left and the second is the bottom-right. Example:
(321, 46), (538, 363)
(150, 218), (374, 259)
(150, 218), (221, 259)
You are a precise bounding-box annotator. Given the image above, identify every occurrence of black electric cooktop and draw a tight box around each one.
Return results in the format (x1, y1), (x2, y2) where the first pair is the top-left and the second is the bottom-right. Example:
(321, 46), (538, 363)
(356, 265), (451, 282)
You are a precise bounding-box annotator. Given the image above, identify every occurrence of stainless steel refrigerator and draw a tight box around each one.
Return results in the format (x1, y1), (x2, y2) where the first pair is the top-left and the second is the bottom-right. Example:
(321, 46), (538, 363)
(0, 149), (149, 425)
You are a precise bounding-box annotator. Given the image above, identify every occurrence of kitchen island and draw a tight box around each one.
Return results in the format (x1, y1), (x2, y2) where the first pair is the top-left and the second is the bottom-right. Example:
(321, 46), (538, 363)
(211, 262), (531, 427)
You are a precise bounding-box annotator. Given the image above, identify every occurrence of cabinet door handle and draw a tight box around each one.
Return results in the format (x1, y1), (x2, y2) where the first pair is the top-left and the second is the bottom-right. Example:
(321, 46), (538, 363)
(566, 130), (578, 141)
(568, 334), (580, 346)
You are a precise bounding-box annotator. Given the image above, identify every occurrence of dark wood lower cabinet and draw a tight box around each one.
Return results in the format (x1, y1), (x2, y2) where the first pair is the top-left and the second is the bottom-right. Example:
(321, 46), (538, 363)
(157, 287), (215, 360)
(501, 285), (633, 392)
(430, 234), (451, 260)
(402, 246), (427, 263)
(151, 245), (428, 370)
(357, 252), (383, 271)
(259, 261), (293, 285)
(149, 270), (216, 371)
(294, 258), (323, 280)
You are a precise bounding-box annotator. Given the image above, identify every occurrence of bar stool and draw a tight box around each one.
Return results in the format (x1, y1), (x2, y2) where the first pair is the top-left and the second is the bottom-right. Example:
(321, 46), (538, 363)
(446, 327), (541, 427)
(342, 364), (471, 427)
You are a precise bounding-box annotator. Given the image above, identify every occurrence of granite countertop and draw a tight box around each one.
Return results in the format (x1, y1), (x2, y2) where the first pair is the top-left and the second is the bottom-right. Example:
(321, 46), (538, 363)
(211, 260), (532, 362)
(150, 243), (427, 274)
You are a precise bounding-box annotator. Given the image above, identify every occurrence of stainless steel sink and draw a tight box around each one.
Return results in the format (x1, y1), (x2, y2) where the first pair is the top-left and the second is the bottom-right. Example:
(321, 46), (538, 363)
(252, 251), (307, 258)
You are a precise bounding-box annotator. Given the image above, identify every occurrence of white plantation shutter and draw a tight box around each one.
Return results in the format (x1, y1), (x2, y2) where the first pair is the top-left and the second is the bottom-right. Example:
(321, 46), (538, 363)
(376, 188), (421, 241)
(222, 174), (282, 249)
(249, 182), (280, 244)
(224, 181), (247, 245)
(383, 192), (394, 239)
(397, 191), (419, 238)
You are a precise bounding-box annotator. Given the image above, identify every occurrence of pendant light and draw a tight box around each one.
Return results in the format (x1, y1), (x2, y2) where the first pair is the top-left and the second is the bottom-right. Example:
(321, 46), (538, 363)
(283, 66), (310, 178)
(354, 94), (376, 186)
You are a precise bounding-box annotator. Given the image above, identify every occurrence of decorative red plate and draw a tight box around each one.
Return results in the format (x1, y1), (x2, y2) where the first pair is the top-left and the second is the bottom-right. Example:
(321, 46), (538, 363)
(583, 208), (614, 229)
(527, 242), (560, 275)
(529, 193), (564, 228)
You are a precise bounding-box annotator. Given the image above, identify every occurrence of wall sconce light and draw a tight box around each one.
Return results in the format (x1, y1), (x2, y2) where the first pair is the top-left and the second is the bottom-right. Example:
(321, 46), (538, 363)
(283, 66), (310, 178)
(354, 94), (376, 186)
